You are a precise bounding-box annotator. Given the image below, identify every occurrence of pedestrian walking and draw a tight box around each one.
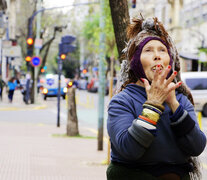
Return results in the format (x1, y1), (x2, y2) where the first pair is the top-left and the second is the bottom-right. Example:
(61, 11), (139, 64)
(107, 16), (206, 180)
(0, 75), (6, 101)
(7, 77), (17, 103)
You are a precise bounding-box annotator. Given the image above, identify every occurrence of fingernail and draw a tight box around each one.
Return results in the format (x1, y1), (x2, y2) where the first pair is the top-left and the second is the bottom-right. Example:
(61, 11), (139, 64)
(178, 82), (182, 86)
(140, 78), (144, 83)
(174, 71), (177, 75)
(168, 65), (171, 69)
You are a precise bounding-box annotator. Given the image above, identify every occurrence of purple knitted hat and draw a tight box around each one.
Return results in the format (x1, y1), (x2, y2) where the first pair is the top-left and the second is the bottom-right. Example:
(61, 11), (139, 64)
(130, 36), (173, 80)
(120, 17), (180, 85)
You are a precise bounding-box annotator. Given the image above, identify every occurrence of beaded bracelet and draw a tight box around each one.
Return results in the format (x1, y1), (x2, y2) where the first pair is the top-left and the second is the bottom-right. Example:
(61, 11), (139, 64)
(143, 104), (162, 115)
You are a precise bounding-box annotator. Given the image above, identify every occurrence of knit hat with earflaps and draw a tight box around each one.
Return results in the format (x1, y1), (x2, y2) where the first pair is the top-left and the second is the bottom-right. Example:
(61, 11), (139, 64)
(119, 16), (193, 105)
(120, 17), (180, 82)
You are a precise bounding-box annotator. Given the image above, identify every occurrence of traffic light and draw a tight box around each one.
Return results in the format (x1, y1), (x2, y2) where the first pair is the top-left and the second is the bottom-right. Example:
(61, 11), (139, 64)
(41, 68), (45, 73)
(60, 54), (66, 60)
(132, 0), (136, 8)
(26, 37), (34, 61)
(25, 56), (32, 62)
(82, 69), (87, 74)
(27, 37), (34, 45)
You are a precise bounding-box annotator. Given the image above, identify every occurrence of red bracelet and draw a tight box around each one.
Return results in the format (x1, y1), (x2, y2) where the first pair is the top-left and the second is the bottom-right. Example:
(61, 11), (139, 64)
(139, 115), (157, 126)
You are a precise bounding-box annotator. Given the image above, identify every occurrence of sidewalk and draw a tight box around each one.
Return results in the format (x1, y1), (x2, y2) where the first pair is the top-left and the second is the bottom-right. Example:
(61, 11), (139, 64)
(0, 89), (47, 110)
(0, 90), (108, 180)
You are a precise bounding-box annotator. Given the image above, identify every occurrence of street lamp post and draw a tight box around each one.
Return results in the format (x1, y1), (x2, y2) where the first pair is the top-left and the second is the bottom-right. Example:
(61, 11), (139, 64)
(97, 0), (106, 151)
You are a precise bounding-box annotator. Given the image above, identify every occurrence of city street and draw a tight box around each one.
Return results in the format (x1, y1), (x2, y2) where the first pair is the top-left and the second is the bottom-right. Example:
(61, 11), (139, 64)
(1, 89), (207, 179)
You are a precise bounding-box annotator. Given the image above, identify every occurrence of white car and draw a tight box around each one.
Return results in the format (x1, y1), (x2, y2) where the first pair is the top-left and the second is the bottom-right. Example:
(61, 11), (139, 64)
(181, 72), (207, 117)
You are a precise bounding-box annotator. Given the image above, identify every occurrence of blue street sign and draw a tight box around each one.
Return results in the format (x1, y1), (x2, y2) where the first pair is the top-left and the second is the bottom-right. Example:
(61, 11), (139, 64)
(31, 56), (41, 67)
(59, 43), (76, 55)
(61, 35), (76, 44)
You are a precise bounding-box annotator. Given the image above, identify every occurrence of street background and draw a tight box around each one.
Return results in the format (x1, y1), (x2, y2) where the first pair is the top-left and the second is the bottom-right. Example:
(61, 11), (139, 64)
(0, 89), (207, 179)
(0, 89), (109, 180)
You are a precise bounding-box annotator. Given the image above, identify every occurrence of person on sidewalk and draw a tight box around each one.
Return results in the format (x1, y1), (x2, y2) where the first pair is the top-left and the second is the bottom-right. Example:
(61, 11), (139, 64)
(0, 75), (6, 101)
(7, 77), (17, 103)
(107, 16), (206, 180)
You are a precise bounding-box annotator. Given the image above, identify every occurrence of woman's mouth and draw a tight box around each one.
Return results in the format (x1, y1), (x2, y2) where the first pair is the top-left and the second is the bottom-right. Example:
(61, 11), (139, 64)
(151, 65), (163, 72)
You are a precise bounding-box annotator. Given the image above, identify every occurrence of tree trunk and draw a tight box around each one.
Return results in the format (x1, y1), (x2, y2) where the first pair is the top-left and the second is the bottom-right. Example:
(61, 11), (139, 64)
(67, 88), (79, 136)
(109, 0), (130, 63)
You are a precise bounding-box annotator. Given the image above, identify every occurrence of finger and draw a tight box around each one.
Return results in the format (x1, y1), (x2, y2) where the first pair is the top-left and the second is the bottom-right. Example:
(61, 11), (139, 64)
(141, 78), (151, 91)
(165, 71), (177, 86)
(153, 64), (161, 81)
(160, 65), (171, 83)
(168, 81), (182, 92)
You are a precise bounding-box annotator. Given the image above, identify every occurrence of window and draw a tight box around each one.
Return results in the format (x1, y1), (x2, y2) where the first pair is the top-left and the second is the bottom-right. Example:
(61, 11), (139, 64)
(185, 78), (207, 90)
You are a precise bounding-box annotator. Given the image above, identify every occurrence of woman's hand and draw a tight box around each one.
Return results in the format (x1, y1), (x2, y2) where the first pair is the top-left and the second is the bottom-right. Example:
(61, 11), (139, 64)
(141, 65), (182, 107)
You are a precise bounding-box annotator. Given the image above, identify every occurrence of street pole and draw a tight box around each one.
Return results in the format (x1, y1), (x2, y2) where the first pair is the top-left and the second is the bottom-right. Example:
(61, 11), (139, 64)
(97, 0), (106, 151)
(34, 0), (42, 104)
(106, 57), (114, 163)
(57, 56), (62, 127)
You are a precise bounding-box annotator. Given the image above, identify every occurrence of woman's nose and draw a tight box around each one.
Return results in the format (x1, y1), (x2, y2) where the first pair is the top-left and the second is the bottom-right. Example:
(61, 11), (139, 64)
(154, 51), (161, 61)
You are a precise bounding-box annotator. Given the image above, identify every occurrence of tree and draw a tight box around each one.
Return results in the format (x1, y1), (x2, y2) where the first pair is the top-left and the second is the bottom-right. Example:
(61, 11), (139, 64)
(109, 0), (130, 63)
(81, 0), (118, 78)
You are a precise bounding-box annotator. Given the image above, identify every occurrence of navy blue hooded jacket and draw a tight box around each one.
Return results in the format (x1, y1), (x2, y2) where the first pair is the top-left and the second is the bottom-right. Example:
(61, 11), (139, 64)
(107, 84), (206, 165)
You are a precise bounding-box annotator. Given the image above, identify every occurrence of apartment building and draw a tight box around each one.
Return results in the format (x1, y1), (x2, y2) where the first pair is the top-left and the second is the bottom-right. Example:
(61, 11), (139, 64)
(129, 0), (207, 72)
(0, 0), (22, 81)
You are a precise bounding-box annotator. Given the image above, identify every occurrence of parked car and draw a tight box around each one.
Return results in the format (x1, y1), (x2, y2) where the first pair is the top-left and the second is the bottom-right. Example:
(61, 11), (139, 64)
(181, 72), (207, 117)
(42, 74), (67, 100)
(87, 77), (117, 95)
(77, 78), (88, 90)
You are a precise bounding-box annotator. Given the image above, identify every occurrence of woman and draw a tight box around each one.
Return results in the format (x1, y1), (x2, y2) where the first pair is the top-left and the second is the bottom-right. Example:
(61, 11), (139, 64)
(107, 17), (206, 180)
(7, 77), (17, 103)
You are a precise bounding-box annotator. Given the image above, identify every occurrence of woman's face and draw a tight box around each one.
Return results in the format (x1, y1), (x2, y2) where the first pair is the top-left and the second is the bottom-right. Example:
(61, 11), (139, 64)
(140, 40), (170, 82)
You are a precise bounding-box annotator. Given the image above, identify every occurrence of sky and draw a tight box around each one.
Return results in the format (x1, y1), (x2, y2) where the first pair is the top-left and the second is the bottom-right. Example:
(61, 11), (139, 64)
(43, 0), (75, 12)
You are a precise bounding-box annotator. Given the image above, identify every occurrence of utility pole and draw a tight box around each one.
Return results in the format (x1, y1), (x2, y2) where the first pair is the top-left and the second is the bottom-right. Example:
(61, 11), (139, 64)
(33, 0), (42, 103)
(57, 55), (62, 127)
(97, 0), (106, 151)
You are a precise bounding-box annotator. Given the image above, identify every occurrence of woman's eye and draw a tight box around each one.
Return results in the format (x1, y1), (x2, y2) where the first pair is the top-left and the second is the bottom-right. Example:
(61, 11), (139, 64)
(145, 49), (151, 52)
(160, 48), (166, 52)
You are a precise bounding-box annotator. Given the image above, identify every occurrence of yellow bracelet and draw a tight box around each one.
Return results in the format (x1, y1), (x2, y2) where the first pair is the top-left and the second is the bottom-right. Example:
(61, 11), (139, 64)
(142, 108), (160, 122)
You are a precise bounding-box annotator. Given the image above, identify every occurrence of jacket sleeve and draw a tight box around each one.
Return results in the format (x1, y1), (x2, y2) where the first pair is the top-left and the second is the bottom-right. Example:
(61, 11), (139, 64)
(107, 96), (154, 161)
(170, 95), (206, 156)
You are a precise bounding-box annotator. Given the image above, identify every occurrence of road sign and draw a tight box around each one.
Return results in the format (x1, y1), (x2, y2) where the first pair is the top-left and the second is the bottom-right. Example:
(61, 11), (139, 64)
(59, 43), (76, 55)
(61, 35), (76, 44)
(34, 38), (43, 49)
(31, 56), (41, 67)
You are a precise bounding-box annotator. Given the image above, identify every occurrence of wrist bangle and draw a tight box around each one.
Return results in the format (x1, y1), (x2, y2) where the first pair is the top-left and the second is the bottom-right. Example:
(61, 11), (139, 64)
(139, 115), (157, 126)
(144, 100), (165, 112)
(143, 104), (162, 115)
(142, 108), (160, 122)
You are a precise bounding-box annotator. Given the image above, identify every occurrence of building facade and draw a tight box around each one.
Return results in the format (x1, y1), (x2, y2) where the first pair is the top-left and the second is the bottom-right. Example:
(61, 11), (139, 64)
(129, 0), (207, 72)
(0, 0), (22, 81)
